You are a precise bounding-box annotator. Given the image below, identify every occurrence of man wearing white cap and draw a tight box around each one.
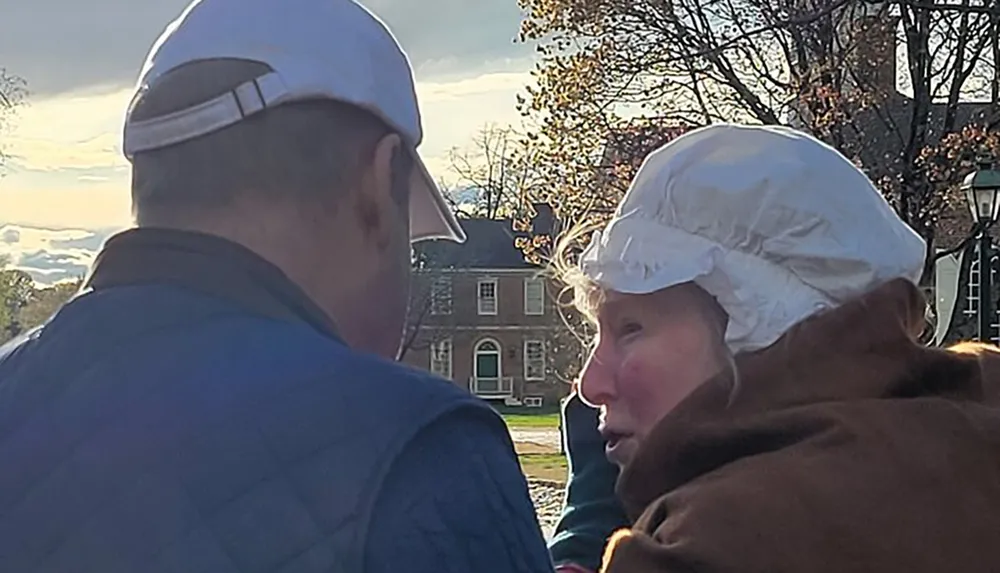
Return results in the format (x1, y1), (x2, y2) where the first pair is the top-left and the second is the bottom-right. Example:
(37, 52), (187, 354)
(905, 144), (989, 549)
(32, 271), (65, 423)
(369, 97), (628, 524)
(0, 1), (554, 571)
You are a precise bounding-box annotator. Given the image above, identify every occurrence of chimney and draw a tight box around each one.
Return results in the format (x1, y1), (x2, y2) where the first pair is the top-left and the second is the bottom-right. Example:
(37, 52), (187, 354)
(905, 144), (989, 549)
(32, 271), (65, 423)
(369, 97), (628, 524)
(531, 202), (556, 237)
(850, 11), (899, 96)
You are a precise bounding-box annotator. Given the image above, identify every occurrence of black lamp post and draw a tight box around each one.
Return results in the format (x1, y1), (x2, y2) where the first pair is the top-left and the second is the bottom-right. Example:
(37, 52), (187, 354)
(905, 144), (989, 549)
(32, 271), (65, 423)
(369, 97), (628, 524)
(961, 162), (1000, 343)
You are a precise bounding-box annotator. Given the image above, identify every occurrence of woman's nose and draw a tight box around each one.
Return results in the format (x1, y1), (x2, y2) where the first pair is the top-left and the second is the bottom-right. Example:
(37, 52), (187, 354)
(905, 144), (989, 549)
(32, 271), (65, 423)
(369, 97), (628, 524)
(579, 341), (617, 407)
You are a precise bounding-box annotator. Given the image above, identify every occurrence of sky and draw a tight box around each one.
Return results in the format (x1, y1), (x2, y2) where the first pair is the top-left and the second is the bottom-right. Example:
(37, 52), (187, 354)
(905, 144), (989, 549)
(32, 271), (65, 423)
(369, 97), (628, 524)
(0, 0), (535, 284)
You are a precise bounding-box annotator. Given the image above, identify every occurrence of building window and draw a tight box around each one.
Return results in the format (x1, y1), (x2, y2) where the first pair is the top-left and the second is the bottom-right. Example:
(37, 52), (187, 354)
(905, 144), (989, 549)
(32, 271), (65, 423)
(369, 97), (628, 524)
(429, 338), (453, 379)
(524, 339), (546, 380)
(478, 278), (497, 315)
(965, 259), (980, 317)
(523, 396), (544, 408)
(964, 259), (1000, 343)
(524, 278), (545, 316)
(430, 276), (452, 315)
(474, 339), (510, 395)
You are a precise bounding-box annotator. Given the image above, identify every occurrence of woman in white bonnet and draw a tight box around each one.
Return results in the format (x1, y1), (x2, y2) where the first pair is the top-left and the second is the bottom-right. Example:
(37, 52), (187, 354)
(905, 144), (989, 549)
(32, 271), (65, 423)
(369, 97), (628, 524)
(555, 123), (1000, 572)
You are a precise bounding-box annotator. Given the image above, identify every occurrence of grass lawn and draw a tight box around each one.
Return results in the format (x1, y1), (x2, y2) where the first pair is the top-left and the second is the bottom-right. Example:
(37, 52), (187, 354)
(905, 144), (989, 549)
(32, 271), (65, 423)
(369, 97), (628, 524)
(502, 409), (564, 482)
(519, 453), (568, 483)
(502, 412), (561, 429)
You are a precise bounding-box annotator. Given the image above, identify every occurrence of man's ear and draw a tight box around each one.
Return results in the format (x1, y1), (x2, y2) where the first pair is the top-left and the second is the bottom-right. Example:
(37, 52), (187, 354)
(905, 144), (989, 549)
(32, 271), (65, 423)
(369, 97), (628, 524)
(355, 132), (403, 249)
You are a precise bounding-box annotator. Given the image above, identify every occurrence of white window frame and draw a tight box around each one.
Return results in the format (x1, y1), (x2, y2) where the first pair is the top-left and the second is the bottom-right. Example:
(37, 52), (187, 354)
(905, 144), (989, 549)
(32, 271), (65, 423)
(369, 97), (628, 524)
(524, 278), (545, 316)
(523, 396), (544, 408)
(429, 337), (453, 379)
(523, 339), (546, 381)
(478, 278), (498, 315)
(965, 259), (1000, 343)
(430, 276), (453, 315)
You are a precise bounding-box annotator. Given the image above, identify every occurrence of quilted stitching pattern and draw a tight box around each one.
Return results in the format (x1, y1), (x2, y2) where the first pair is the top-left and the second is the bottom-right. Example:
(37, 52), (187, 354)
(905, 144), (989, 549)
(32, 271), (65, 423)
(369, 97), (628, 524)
(0, 285), (502, 572)
(366, 410), (556, 572)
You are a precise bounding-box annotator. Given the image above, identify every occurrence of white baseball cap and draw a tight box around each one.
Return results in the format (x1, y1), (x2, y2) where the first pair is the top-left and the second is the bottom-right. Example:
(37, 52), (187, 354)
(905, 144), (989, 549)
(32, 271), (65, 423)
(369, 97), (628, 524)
(122, 0), (466, 243)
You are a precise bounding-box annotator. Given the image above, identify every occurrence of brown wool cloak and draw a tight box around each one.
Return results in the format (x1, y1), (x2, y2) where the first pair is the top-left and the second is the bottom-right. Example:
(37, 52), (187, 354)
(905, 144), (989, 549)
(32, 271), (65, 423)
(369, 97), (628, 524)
(603, 279), (1000, 573)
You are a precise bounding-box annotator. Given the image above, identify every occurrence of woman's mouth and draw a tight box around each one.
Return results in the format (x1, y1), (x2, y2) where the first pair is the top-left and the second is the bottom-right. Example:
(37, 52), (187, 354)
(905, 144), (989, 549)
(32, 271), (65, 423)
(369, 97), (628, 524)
(601, 429), (633, 465)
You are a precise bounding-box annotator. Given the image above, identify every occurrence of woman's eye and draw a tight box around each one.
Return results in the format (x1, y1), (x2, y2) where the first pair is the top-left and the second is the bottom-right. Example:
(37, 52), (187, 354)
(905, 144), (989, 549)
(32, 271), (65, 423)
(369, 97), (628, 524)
(618, 321), (642, 338)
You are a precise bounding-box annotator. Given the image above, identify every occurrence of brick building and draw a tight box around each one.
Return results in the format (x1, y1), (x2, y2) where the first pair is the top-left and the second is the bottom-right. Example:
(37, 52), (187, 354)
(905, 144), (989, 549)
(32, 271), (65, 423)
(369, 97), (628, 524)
(400, 206), (578, 407)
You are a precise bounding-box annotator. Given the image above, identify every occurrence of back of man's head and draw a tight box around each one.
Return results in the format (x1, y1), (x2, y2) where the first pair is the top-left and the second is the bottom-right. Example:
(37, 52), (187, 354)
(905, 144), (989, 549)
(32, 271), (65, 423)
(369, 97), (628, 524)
(129, 58), (408, 226)
(128, 57), (418, 358)
(120, 0), (465, 359)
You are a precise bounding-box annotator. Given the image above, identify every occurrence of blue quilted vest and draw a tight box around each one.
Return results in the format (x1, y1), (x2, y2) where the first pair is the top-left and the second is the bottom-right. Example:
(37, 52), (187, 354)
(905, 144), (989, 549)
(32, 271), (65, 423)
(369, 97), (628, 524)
(0, 231), (500, 572)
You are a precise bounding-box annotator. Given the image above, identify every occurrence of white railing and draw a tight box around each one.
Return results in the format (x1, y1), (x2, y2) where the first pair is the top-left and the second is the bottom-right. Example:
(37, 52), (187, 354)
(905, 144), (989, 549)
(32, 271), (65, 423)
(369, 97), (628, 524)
(470, 376), (514, 397)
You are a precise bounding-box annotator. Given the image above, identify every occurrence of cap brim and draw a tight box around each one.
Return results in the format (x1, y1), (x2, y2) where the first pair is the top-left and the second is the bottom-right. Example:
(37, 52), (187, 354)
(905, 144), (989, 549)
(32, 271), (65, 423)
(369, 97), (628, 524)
(410, 154), (466, 243)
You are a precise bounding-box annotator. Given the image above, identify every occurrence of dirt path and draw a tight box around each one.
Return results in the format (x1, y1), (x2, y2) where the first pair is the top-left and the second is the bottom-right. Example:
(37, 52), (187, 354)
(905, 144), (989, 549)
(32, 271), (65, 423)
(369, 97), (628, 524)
(508, 427), (564, 541)
(508, 427), (561, 451)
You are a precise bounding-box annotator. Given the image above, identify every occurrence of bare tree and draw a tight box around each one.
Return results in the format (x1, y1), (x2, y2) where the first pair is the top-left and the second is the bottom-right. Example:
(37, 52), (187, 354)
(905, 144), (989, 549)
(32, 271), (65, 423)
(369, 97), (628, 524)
(517, 0), (1000, 274)
(0, 256), (35, 342)
(446, 123), (541, 219)
(17, 279), (81, 333)
(398, 246), (461, 362)
(398, 275), (455, 360)
(0, 68), (28, 175)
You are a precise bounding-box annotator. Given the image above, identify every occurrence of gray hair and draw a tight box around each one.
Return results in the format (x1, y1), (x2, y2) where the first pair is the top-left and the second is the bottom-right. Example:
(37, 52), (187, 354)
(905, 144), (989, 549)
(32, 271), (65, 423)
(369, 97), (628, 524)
(129, 58), (411, 224)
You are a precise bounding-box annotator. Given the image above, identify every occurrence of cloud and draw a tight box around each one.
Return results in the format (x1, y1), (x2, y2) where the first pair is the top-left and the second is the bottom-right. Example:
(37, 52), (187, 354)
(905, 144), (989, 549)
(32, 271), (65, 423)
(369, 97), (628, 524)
(0, 178), (132, 230)
(418, 71), (531, 102)
(0, 225), (112, 285)
(4, 87), (131, 172)
(20, 250), (88, 269)
(10, 136), (127, 173)
(16, 261), (90, 285)
(1, 0), (530, 97)
(47, 231), (113, 252)
(2, 228), (20, 244)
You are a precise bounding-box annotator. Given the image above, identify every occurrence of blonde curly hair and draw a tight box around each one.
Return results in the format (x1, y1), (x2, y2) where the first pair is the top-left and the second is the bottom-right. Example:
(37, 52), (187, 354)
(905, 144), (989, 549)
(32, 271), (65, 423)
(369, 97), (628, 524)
(549, 218), (608, 328)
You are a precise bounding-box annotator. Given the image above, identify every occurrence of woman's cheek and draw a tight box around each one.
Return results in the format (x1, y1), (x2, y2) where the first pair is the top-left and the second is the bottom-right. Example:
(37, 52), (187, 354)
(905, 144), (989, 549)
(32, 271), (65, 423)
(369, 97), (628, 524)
(619, 345), (704, 429)
(618, 349), (675, 430)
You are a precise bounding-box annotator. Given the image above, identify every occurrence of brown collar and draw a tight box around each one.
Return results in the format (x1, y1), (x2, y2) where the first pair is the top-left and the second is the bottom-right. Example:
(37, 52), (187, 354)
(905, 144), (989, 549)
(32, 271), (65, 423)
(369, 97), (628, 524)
(84, 227), (341, 341)
(617, 278), (998, 517)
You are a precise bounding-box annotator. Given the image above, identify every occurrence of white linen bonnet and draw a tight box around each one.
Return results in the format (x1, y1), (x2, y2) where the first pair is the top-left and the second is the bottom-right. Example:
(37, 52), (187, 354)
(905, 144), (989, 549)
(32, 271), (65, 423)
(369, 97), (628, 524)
(579, 123), (927, 354)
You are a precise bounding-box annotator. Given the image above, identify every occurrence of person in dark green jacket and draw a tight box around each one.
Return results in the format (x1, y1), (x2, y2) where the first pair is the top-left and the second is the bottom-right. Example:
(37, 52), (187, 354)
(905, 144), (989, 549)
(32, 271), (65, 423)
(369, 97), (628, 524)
(549, 392), (630, 573)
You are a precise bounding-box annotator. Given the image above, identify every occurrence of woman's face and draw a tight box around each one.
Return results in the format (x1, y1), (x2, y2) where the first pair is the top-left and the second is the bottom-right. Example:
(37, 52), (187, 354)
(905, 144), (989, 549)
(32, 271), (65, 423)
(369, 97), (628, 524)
(579, 282), (727, 468)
